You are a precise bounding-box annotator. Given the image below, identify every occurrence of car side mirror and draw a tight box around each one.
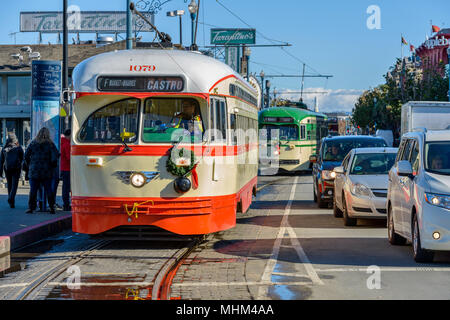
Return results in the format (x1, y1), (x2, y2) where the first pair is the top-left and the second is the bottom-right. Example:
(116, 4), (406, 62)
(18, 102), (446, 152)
(334, 166), (344, 174)
(397, 160), (413, 177)
(309, 155), (317, 163)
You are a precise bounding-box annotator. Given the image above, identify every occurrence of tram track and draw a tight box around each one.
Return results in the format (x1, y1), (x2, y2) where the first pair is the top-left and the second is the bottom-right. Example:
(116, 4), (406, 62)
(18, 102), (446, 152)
(13, 239), (112, 300)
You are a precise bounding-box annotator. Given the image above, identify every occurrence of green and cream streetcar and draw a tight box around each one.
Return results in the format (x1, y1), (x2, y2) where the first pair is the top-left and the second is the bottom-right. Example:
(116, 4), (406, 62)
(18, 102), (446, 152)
(259, 105), (328, 173)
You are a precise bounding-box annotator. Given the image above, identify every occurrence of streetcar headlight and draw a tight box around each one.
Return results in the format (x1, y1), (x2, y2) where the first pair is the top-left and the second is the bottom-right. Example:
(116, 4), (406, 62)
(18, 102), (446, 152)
(351, 183), (371, 197)
(130, 172), (146, 188)
(174, 177), (191, 193)
(322, 170), (336, 180)
(424, 193), (450, 210)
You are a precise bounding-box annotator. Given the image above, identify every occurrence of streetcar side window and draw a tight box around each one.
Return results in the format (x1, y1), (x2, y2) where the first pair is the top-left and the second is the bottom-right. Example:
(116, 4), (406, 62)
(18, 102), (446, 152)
(300, 124), (306, 140)
(78, 98), (139, 143)
(142, 98), (204, 143)
(210, 98), (227, 142)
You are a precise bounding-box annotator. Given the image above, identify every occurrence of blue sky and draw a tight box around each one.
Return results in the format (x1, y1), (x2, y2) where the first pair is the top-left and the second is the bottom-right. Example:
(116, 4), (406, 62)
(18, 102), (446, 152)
(1, 0), (449, 112)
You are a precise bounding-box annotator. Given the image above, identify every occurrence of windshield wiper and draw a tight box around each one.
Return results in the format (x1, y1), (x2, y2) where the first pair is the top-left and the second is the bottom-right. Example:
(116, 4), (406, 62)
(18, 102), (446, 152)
(122, 140), (132, 152)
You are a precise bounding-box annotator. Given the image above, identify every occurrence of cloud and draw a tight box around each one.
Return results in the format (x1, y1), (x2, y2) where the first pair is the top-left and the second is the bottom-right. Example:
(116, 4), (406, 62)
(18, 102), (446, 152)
(275, 88), (364, 113)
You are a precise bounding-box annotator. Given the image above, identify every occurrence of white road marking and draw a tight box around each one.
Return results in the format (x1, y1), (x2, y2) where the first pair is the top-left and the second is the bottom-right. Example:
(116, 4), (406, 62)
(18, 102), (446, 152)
(257, 176), (323, 300)
(47, 281), (154, 287)
(315, 267), (450, 272)
(173, 281), (313, 287)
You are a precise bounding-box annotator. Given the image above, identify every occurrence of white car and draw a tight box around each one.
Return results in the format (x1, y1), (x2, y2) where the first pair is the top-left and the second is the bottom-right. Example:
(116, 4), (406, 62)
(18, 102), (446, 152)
(333, 147), (398, 226)
(387, 129), (450, 262)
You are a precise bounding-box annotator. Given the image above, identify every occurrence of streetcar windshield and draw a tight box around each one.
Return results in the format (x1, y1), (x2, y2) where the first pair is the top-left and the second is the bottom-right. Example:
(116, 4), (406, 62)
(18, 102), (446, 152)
(261, 124), (299, 141)
(142, 98), (204, 143)
(78, 98), (139, 143)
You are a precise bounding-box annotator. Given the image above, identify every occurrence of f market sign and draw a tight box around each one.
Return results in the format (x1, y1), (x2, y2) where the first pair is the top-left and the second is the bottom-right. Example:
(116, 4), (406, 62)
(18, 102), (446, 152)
(210, 28), (256, 45)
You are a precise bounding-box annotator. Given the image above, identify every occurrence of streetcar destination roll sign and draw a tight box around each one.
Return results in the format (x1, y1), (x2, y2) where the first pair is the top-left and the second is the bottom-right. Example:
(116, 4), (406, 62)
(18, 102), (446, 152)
(97, 76), (184, 92)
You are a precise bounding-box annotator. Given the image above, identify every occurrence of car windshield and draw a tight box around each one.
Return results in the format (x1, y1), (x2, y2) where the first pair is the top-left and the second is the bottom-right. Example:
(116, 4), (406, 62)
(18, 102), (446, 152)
(322, 138), (387, 162)
(350, 153), (396, 175)
(261, 124), (299, 141)
(425, 142), (450, 175)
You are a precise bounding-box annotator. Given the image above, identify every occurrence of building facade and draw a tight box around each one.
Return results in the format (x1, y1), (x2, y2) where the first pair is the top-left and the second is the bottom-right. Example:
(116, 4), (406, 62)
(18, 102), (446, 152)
(0, 40), (129, 147)
(415, 28), (450, 71)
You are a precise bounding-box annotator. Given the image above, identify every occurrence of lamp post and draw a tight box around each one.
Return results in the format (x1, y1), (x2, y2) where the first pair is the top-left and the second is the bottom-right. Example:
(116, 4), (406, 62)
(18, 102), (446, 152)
(167, 10), (185, 46)
(260, 70), (265, 109)
(126, 0), (133, 49)
(244, 47), (251, 80)
(187, 0), (198, 46)
(265, 80), (271, 108)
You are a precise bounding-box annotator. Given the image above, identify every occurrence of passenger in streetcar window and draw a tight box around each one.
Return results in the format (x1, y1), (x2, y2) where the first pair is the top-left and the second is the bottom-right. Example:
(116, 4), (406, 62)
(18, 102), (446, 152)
(172, 100), (203, 135)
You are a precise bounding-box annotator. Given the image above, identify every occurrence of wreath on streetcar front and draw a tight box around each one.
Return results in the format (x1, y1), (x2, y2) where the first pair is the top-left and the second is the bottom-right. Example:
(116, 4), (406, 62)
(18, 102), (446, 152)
(166, 147), (199, 191)
(166, 147), (196, 177)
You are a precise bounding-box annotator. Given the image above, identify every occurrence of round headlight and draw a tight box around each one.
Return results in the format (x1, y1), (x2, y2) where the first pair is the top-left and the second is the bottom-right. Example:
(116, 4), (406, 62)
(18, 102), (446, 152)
(174, 176), (192, 193)
(130, 172), (146, 188)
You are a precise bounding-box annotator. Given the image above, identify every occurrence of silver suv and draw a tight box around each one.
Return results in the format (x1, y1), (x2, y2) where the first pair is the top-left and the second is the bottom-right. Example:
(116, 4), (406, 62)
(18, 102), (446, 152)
(387, 129), (450, 262)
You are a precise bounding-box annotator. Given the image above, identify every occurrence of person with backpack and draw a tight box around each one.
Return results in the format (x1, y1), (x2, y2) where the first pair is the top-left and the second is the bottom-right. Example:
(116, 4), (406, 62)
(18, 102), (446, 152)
(0, 133), (24, 208)
(24, 127), (59, 214)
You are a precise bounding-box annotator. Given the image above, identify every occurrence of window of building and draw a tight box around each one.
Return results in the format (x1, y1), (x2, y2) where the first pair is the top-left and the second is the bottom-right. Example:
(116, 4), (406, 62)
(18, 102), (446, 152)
(7, 76), (31, 105)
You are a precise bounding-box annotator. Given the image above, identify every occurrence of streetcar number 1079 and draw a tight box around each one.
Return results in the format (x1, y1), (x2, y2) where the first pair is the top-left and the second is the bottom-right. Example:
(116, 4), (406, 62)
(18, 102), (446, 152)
(129, 65), (156, 72)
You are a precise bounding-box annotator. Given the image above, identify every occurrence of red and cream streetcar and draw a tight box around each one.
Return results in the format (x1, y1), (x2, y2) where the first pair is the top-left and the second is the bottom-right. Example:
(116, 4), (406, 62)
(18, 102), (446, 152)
(71, 48), (260, 235)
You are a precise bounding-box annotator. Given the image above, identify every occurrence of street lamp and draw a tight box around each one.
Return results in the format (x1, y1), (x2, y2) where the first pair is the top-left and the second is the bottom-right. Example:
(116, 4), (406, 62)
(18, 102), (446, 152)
(244, 47), (251, 80)
(265, 80), (271, 108)
(167, 10), (185, 46)
(187, 0), (198, 46)
(260, 70), (265, 109)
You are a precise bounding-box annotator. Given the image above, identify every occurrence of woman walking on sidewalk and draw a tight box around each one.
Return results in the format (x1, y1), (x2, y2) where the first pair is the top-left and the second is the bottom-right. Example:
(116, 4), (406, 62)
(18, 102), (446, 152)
(60, 129), (71, 211)
(24, 127), (59, 214)
(0, 133), (24, 208)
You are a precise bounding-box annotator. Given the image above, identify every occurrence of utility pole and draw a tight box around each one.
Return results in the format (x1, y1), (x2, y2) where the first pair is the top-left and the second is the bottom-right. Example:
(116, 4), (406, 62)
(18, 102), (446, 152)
(62, 0), (68, 131)
(126, 0), (133, 49)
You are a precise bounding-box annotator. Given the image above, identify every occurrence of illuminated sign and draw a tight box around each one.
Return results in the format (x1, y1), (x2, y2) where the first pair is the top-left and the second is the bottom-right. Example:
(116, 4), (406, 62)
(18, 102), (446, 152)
(97, 76), (184, 92)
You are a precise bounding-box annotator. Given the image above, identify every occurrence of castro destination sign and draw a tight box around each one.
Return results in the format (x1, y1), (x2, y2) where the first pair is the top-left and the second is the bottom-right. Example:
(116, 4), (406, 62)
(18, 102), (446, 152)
(20, 11), (155, 33)
(210, 28), (256, 45)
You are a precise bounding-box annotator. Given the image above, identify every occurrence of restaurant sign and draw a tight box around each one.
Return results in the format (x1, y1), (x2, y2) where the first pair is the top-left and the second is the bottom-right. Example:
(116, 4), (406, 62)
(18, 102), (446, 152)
(210, 28), (256, 45)
(20, 11), (155, 33)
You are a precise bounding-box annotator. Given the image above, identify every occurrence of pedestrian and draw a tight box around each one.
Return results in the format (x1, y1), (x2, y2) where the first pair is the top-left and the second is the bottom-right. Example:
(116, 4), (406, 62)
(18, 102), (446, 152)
(60, 129), (71, 211)
(0, 133), (24, 208)
(24, 127), (59, 214)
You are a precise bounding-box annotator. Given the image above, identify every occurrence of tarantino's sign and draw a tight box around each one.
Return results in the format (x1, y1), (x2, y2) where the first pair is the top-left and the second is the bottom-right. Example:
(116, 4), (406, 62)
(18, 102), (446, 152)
(210, 28), (256, 45)
(97, 76), (184, 92)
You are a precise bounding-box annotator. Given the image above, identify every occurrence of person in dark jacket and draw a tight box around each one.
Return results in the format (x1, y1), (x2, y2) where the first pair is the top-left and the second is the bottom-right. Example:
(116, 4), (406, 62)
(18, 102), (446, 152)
(60, 129), (71, 211)
(24, 127), (59, 214)
(0, 133), (24, 208)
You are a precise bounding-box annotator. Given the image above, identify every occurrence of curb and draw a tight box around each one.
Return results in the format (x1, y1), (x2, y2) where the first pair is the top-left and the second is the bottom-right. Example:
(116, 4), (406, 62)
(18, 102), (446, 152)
(0, 214), (72, 255)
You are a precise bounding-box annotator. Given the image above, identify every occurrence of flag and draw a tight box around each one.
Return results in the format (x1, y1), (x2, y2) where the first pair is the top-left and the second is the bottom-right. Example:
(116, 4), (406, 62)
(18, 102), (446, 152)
(410, 44), (415, 52)
(401, 36), (408, 45)
(432, 25), (440, 33)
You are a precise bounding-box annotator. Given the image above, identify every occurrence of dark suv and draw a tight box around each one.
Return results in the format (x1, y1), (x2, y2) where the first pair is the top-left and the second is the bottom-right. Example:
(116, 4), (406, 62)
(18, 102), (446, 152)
(310, 135), (387, 208)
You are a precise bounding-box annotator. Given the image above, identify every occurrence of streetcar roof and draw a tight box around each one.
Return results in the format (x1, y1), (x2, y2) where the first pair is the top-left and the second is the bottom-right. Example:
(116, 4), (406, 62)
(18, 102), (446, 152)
(72, 49), (257, 95)
(259, 106), (327, 123)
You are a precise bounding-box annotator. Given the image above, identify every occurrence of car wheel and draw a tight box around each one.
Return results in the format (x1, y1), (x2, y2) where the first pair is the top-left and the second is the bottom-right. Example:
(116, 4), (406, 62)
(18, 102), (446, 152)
(387, 205), (406, 245)
(342, 195), (357, 226)
(412, 214), (434, 263)
(317, 192), (328, 208)
(333, 193), (343, 218)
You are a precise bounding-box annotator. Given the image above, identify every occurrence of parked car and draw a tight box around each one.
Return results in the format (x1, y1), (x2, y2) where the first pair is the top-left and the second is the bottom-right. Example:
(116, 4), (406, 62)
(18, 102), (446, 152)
(387, 129), (450, 262)
(310, 135), (388, 208)
(333, 147), (398, 226)
(375, 129), (394, 147)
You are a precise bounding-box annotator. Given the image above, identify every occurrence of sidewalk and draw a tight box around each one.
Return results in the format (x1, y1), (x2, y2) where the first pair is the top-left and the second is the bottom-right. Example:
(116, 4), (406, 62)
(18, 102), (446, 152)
(0, 183), (72, 256)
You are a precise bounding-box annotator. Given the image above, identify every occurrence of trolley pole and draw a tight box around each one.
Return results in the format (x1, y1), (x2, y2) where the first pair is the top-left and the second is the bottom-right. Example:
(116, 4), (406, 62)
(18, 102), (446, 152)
(126, 0), (133, 49)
